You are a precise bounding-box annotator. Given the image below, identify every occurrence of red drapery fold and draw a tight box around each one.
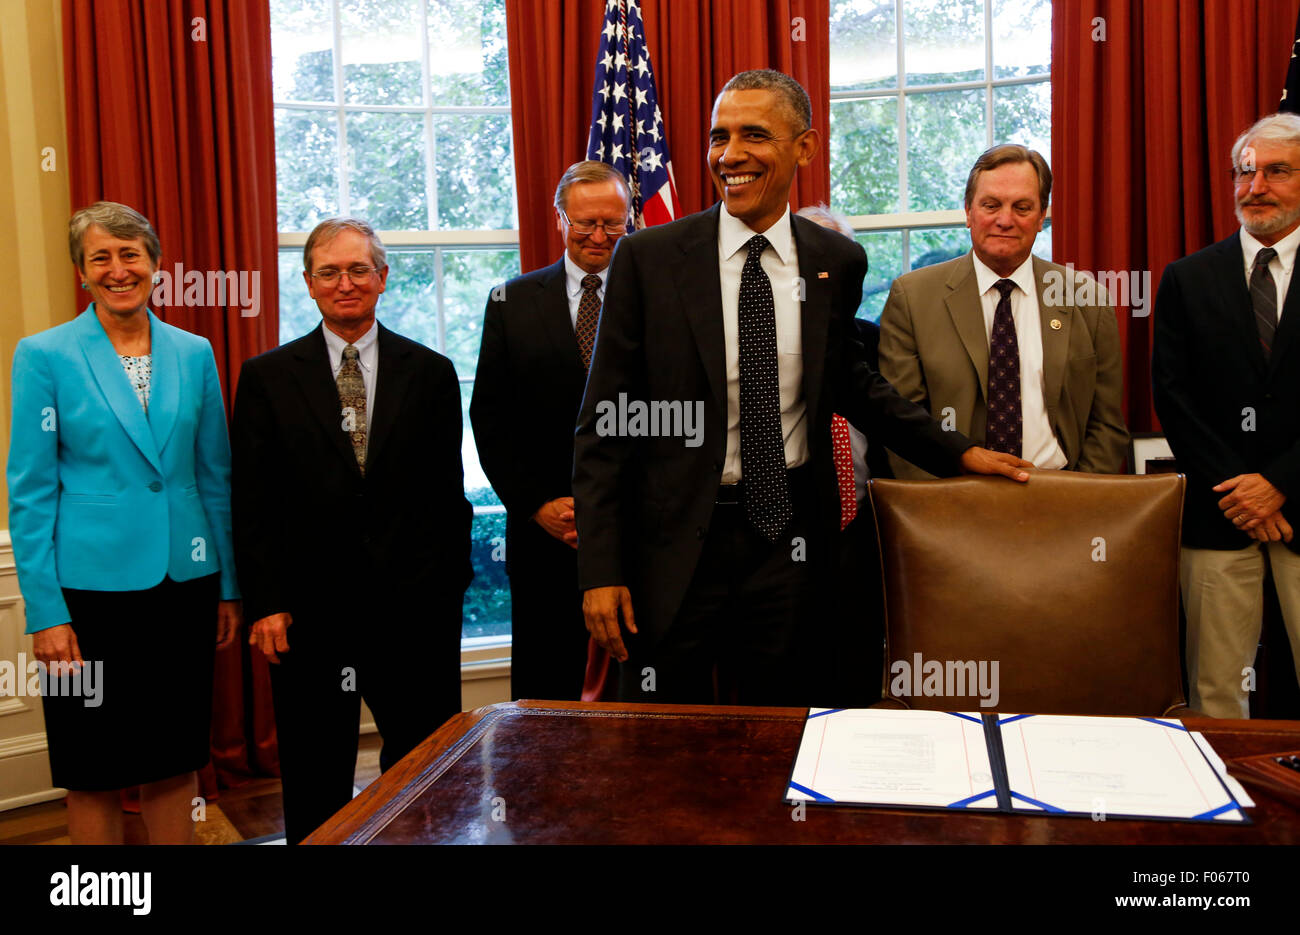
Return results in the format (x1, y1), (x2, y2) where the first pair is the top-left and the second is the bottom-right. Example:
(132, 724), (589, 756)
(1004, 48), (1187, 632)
(1052, 0), (1300, 433)
(62, 0), (281, 790)
(506, 0), (831, 274)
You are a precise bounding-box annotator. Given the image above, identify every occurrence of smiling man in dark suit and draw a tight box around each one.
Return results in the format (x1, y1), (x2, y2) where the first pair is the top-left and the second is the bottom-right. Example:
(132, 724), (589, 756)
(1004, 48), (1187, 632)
(573, 70), (1031, 706)
(1154, 113), (1300, 718)
(230, 217), (472, 843)
(471, 161), (631, 700)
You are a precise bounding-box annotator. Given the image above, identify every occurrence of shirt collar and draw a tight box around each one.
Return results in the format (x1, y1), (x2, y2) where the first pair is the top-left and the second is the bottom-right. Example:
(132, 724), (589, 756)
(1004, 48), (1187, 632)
(322, 318), (378, 367)
(719, 204), (794, 265)
(1240, 224), (1300, 274)
(564, 253), (609, 299)
(971, 250), (1037, 300)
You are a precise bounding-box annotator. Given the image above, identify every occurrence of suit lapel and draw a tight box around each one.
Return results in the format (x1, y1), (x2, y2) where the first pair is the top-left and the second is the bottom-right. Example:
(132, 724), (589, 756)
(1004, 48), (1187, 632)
(73, 306), (163, 473)
(791, 215), (830, 426)
(536, 259), (585, 375)
(1211, 236), (1269, 379)
(146, 311), (181, 454)
(1034, 256), (1070, 413)
(366, 323), (410, 471)
(944, 255), (990, 393)
(672, 205), (726, 415)
(290, 324), (365, 475)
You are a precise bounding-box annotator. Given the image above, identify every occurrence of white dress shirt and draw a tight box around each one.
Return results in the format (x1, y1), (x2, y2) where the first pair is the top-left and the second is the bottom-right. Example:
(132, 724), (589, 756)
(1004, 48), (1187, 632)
(322, 319), (378, 430)
(718, 205), (807, 484)
(564, 253), (610, 328)
(1239, 224), (1300, 318)
(971, 252), (1068, 470)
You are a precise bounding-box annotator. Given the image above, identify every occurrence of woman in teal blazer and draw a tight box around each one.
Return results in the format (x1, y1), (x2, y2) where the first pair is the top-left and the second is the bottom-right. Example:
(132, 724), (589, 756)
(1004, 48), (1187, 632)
(7, 202), (241, 843)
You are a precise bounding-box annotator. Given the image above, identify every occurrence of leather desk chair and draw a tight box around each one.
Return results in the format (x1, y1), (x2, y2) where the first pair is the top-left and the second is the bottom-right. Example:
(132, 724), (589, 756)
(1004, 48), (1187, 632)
(867, 471), (1193, 716)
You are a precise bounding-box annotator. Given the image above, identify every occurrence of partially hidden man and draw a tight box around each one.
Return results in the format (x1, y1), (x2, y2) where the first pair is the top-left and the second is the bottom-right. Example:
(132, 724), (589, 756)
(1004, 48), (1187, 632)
(1154, 113), (1300, 718)
(472, 161), (632, 700)
(573, 69), (1032, 707)
(231, 217), (472, 843)
(879, 144), (1128, 478)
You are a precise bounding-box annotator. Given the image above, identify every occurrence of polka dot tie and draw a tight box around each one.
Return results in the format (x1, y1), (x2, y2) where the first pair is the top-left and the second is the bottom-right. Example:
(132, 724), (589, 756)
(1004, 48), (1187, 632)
(986, 278), (1022, 458)
(337, 344), (368, 475)
(831, 413), (856, 530)
(576, 273), (602, 371)
(738, 234), (792, 541)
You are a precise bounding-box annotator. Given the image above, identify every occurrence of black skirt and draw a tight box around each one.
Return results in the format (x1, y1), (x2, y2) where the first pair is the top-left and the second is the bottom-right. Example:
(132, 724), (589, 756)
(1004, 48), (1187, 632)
(41, 574), (219, 790)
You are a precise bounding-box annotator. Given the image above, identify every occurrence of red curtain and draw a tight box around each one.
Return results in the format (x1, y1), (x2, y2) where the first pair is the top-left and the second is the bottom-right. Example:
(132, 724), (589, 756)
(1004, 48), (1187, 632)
(63, 0), (280, 790)
(506, 0), (830, 274)
(1052, 0), (1300, 433)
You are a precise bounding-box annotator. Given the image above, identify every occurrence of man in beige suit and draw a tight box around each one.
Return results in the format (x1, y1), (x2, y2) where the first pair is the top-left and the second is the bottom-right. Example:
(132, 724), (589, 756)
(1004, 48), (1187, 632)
(879, 144), (1128, 478)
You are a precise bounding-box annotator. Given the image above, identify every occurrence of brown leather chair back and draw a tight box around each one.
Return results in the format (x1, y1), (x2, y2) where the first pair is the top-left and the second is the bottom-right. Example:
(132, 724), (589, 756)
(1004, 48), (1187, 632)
(868, 472), (1187, 716)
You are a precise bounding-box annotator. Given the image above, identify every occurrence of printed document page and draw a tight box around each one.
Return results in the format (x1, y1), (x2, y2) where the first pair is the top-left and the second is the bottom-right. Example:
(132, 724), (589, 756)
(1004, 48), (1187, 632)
(788, 709), (996, 808)
(999, 715), (1245, 821)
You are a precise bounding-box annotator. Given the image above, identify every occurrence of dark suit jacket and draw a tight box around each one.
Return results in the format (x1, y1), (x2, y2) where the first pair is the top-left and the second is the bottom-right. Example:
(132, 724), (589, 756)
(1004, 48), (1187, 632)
(231, 322), (473, 622)
(573, 204), (972, 642)
(1153, 232), (1300, 554)
(852, 317), (894, 482)
(469, 259), (589, 577)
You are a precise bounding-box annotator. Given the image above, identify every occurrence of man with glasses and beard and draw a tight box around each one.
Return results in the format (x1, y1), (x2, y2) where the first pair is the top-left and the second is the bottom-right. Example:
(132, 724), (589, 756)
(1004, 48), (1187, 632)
(1154, 113), (1300, 718)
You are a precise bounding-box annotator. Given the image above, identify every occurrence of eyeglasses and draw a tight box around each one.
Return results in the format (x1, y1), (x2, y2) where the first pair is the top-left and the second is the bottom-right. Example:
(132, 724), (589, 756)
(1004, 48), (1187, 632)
(310, 265), (381, 286)
(1232, 163), (1297, 184)
(560, 209), (629, 237)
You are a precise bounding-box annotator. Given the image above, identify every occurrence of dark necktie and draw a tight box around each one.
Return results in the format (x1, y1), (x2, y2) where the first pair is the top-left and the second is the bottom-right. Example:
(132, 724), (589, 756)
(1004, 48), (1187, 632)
(337, 344), (368, 475)
(738, 234), (791, 541)
(985, 278), (1022, 457)
(1251, 247), (1278, 360)
(576, 274), (602, 371)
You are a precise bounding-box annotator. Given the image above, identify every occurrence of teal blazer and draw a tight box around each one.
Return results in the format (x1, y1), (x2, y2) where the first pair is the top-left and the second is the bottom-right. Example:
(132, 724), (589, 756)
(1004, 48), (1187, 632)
(7, 306), (239, 632)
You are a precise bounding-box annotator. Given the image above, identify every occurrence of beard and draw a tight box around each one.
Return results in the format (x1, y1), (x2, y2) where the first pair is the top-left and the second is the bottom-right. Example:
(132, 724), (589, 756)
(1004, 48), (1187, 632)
(1236, 196), (1300, 237)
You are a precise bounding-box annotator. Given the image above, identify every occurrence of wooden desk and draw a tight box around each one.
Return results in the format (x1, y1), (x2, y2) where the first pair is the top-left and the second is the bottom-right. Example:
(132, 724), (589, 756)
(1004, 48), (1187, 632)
(304, 701), (1300, 844)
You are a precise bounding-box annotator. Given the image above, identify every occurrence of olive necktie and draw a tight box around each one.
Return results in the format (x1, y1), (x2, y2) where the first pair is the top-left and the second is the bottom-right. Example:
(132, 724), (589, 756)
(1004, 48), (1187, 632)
(337, 344), (368, 475)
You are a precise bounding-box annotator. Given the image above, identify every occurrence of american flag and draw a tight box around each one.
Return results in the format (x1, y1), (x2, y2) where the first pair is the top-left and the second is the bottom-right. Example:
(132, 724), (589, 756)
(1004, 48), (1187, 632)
(1282, 7), (1300, 113)
(585, 0), (681, 228)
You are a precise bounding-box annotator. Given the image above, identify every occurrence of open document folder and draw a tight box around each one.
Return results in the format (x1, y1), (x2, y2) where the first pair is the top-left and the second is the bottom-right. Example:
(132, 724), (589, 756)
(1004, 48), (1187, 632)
(787, 709), (1252, 823)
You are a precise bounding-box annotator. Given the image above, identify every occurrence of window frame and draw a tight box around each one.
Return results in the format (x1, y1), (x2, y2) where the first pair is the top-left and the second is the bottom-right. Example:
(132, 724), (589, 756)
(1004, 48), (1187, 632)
(829, 0), (1051, 277)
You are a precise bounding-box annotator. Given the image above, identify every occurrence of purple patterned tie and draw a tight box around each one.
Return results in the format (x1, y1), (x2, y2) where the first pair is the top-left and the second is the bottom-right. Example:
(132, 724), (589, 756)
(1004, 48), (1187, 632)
(986, 279), (1022, 457)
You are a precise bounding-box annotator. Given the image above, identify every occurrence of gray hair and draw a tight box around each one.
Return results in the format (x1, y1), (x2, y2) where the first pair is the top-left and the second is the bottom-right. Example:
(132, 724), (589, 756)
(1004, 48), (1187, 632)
(796, 203), (855, 239)
(718, 69), (812, 135)
(553, 160), (631, 212)
(1231, 112), (1300, 167)
(69, 201), (162, 270)
(303, 217), (387, 272)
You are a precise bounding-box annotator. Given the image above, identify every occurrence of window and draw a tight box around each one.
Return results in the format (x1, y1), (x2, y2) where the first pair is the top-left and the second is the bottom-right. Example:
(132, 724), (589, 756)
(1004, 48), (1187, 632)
(271, 0), (515, 641)
(829, 0), (1052, 320)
